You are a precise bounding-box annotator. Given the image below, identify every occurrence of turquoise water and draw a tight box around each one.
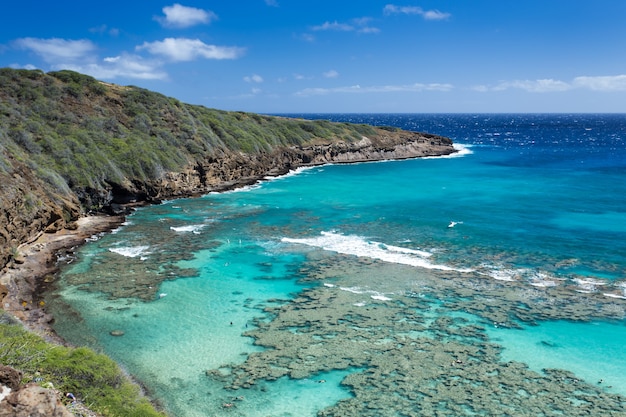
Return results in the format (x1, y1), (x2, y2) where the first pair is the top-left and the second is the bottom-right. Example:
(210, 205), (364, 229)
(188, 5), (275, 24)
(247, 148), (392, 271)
(48, 114), (626, 416)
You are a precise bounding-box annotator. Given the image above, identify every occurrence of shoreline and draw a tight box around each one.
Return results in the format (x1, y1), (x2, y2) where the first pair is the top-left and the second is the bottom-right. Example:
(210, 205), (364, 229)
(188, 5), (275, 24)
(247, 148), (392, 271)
(0, 214), (126, 344)
(0, 148), (460, 343)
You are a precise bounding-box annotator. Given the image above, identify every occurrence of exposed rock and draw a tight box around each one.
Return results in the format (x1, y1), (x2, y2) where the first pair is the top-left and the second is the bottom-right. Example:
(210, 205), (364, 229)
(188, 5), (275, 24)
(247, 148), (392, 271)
(0, 215), (125, 338)
(154, 131), (454, 200)
(0, 160), (81, 272)
(0, 366), (21, 391)
(0, 366), (73, 417)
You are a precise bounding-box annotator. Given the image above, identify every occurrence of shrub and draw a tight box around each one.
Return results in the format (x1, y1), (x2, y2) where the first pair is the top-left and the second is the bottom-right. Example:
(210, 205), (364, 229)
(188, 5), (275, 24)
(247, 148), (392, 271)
(0, 317), (165, 417)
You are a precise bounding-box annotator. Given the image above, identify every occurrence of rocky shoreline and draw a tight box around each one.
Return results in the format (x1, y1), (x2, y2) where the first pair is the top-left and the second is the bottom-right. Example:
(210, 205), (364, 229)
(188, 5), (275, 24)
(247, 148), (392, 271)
(0, 214), (126, 343)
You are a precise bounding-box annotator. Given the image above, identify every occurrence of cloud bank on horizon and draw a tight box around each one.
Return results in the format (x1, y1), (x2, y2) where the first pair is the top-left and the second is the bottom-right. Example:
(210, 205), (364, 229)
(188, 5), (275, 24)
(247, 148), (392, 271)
(2, 1), (625, 112)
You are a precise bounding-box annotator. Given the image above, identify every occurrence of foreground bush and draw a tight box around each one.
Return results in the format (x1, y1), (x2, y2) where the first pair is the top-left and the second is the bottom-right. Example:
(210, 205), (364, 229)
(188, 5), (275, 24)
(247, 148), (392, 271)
(0, 314), (164, 417)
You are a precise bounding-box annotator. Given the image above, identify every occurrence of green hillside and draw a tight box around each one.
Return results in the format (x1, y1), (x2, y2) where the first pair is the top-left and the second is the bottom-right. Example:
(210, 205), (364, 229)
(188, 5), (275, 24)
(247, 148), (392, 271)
(0, 68), (376, 207)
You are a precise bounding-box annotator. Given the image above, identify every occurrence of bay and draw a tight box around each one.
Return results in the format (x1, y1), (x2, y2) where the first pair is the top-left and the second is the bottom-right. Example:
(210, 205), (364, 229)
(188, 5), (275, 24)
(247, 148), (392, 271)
(48, 114), (626, 416)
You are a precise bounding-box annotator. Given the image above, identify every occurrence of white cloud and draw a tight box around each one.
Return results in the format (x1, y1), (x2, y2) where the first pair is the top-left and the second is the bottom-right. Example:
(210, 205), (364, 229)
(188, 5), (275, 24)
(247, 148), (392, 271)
(13, 37), (167, 80)
(383, 4), (451, 20)
(89, 25), (120, 36)
(359, 26), (381, 34)
(265, 0), (279, 6)
(474, 75), (626, 93)
(157, 3), (217, 28)
(493, 79), (571, 93)
(573, 75), (626, 91)
(323, 70), (339, 78)
(295, 82), (453, 96)
(298, 33), (316, 42)
(62, 54), (168, 80)
(312, 17), (379, 34)
(9, 63), (38, 70)
(383, 5), (421, 15)
(421, 10), (451, 20)
(312, 21), (354, 32)
(244, 74), (264, 83)
(14, 37), (97, 63)
(137, 38), (245, 61)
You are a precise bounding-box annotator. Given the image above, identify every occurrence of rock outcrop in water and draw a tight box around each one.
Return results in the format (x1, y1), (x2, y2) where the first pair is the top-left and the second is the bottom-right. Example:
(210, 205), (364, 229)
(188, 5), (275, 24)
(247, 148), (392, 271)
(0, 68), (455, 269)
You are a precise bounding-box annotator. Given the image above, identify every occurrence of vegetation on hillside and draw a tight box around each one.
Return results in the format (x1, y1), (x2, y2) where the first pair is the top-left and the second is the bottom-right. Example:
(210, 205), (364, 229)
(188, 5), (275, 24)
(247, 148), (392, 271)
(0, 312), (164, 416)
(0, 68), (377, 210)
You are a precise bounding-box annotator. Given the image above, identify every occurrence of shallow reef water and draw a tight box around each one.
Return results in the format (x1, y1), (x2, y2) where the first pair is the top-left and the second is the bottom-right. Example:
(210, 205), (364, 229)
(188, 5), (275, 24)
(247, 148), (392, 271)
(48, 114), (626, 416)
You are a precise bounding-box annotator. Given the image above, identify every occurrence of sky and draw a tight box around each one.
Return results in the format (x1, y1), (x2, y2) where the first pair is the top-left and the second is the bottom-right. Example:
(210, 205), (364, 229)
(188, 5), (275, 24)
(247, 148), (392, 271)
(1, 0), (626, 113)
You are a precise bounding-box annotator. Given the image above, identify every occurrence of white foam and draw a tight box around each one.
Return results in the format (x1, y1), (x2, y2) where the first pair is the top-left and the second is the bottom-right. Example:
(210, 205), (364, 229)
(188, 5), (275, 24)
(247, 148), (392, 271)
(170, 224), (204, 234)
(264, 165), (318, 181)
(529, 280), (557, 288)
(603, 293), (626, 300)
(573, 278), (606, 292)
(109, 245), (150, 258)
(479, 265), (564, 287)
(282, 231), (473, 272)
(528, 271), (560, 288)
(482, 268), (521, 282)
(424, 143), (473, 159)
(339, 286), (367, 295)
(208, 183), (263, 195)
(607, 282), (626, 299)
(337, 286), (393, 301)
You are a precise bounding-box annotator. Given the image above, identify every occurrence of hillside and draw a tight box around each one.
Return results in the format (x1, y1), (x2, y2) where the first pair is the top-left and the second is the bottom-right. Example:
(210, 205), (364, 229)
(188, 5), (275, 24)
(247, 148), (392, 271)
(0, 68), (455, 269)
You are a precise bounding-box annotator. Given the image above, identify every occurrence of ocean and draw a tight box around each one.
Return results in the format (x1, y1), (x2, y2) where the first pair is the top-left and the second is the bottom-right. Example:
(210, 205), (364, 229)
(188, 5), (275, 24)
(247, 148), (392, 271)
(47, 114), (626, 416)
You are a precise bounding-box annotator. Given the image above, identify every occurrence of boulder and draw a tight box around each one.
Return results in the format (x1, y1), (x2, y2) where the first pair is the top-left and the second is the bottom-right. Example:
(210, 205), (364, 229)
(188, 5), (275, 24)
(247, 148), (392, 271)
(0, 365), (73, 417)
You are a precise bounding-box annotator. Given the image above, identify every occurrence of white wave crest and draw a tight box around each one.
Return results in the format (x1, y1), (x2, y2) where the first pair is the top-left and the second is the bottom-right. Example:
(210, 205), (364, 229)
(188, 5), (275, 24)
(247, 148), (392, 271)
(281, 231), (473, 272)
(264, 166), (318, 181)
(478, 265), (564, 288)
(170, 224), (204, 234)
(337, 286), (393, 301)
(424, 143), (473, 159)
(109, 245), (150, 258)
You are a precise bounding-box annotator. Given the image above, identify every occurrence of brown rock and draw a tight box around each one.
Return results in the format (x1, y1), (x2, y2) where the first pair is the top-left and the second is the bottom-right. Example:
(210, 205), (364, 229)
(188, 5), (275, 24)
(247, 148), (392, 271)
(0, 384), (73, 417)
(0, 366), (21, 391)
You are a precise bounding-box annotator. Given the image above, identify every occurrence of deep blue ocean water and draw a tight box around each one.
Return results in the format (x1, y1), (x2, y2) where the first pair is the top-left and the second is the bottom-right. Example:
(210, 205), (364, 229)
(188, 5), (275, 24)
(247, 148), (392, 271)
(48, 114), (626, 416)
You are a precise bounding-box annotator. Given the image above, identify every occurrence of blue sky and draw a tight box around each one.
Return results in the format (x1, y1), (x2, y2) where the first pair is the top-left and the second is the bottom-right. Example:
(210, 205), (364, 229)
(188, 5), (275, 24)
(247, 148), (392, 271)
(1, 1), (625, 113)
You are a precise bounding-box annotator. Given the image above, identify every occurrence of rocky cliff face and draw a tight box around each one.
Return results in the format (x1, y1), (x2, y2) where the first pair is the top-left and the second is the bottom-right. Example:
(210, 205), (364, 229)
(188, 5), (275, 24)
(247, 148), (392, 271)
(153, 130), (454, 199)
(0, 159), (81, 271)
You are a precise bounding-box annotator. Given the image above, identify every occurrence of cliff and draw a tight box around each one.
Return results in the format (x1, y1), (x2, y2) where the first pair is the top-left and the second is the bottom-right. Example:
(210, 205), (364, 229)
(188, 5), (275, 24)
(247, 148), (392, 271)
(0, 68), (455, 269)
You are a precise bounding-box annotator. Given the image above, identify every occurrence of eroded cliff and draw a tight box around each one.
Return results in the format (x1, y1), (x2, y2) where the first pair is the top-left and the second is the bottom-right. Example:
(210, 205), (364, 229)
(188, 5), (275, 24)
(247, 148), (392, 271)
(0, 68), (455, 269)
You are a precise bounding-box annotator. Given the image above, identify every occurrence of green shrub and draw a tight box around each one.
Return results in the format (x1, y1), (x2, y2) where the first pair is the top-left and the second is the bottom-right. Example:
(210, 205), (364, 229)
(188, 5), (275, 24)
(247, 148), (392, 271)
(0, 318), (165, 417)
